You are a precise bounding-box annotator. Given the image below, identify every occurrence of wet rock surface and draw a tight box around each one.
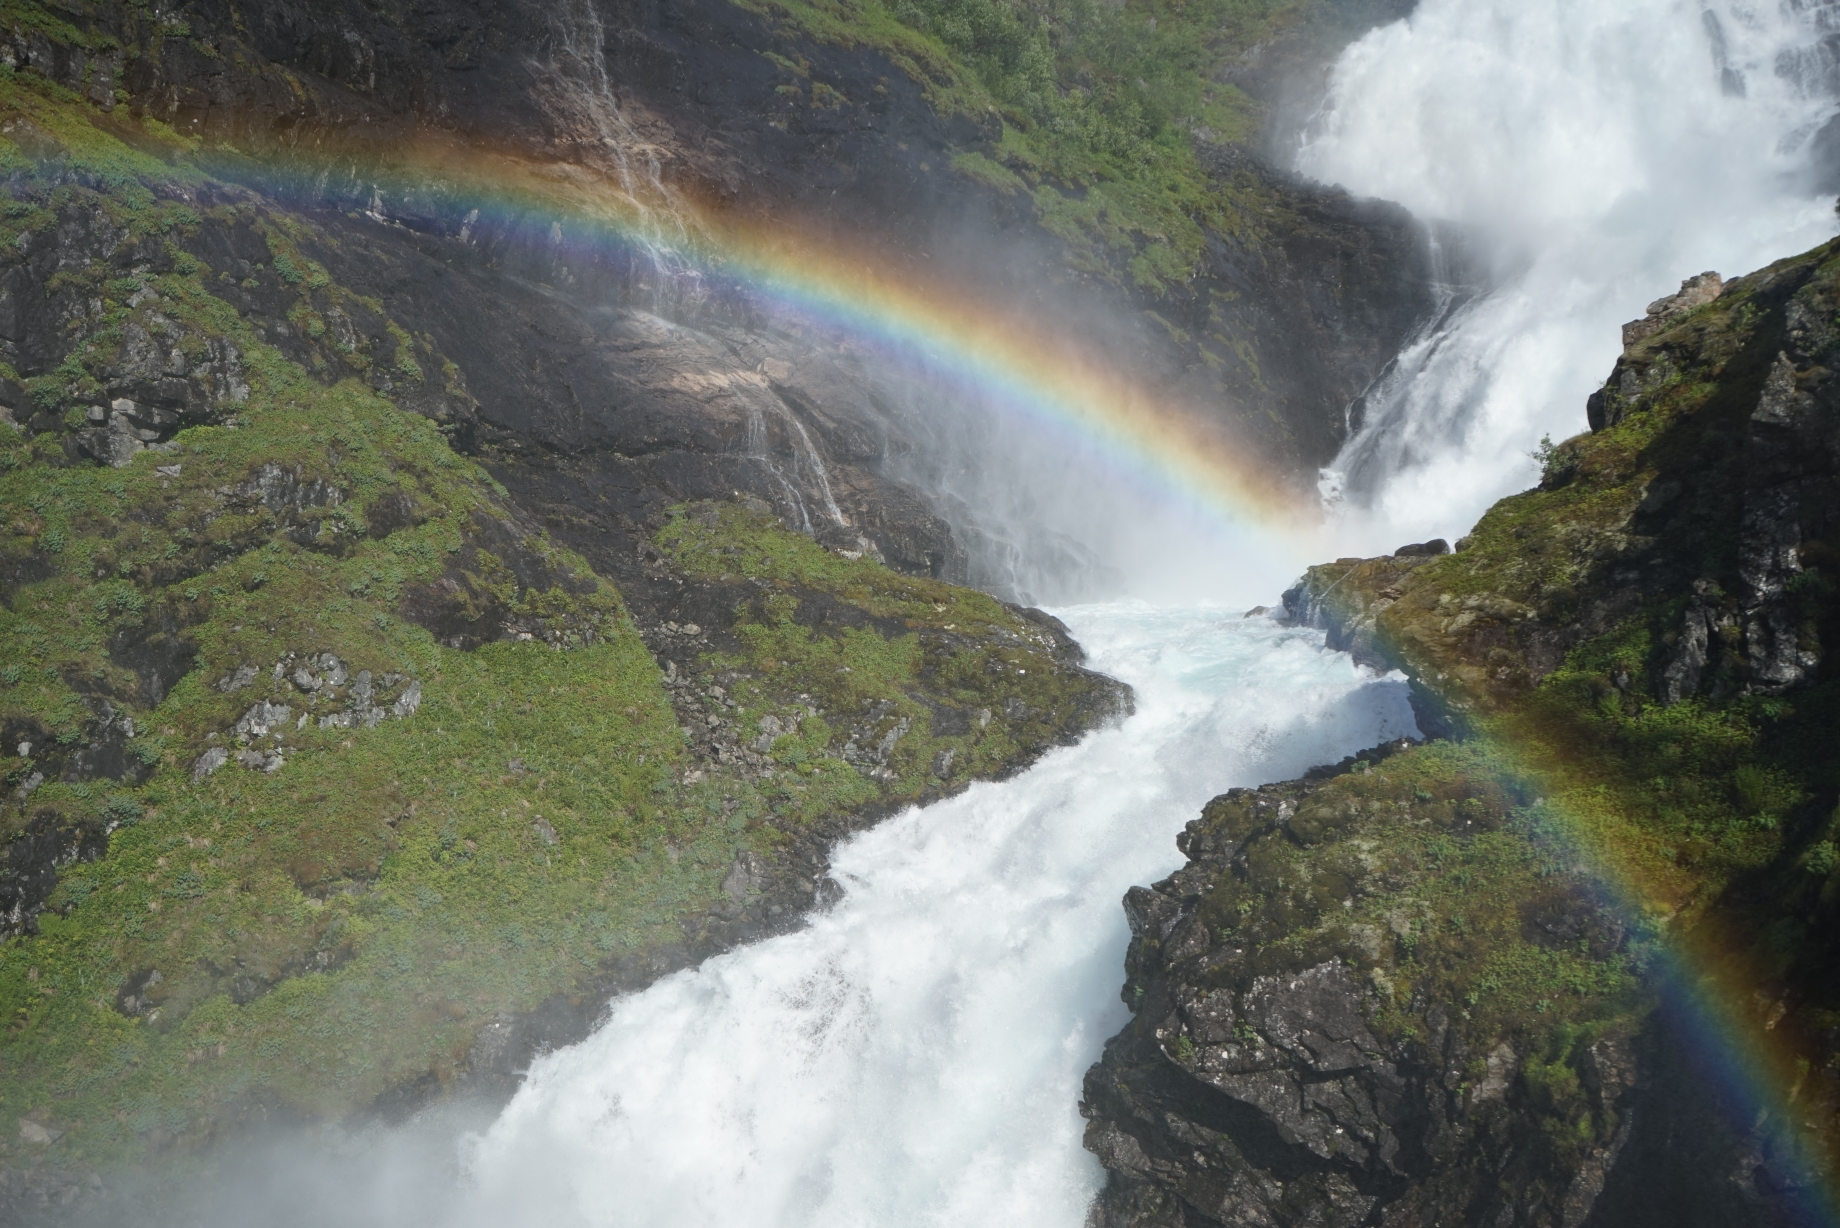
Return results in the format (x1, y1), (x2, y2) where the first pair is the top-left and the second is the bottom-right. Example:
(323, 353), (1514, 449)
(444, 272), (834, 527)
(1081, 745), (1805, 1228)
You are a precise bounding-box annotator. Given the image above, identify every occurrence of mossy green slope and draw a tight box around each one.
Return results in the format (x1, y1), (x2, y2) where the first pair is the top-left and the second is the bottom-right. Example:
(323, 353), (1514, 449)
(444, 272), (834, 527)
(0, 72), (1125, 1172)
(735, 0), (1308, 288)
(655, 500), (1120, 808)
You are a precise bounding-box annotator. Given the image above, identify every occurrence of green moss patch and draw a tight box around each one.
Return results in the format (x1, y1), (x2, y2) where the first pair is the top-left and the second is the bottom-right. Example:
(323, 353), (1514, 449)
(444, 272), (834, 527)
(652, 501), (1124, 822)
(735, 0), (1305, 288)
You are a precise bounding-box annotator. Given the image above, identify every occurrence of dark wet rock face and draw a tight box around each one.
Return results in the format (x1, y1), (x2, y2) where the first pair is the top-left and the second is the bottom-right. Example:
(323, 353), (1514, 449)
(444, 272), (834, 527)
(1081, 756), (1803, 1228)
(1, 811), (111, 939)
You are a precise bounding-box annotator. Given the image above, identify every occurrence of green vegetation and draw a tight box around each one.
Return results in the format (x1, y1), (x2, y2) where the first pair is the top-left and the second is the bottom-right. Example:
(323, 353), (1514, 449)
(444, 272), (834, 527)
(0, 81), (1118, 1164)
(736, 0), (1309, 286)
(1158, 740), (1652, 1186)
(1194, 743), (1645, 1056)
(656, 501), (1116, 817)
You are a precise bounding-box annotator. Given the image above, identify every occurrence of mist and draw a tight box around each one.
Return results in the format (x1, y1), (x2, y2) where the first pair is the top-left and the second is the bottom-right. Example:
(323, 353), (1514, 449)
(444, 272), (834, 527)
(1300, 0), (1840, 556)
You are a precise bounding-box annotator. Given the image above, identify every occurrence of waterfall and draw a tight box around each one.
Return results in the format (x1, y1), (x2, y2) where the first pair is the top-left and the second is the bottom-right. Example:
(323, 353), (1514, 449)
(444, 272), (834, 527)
(1300, 0), (1840, 553)
(740, 377), (849, 533)
(536, 0), (704, 308)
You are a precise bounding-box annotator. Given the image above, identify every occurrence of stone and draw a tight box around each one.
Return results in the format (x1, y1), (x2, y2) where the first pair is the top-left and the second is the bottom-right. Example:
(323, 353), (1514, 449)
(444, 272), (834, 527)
(191, 747), (229, 781)
(233, 700), (292, 738)
(1469, 1041), (1519, 1105)
(76, 424), (143, 468)
(1621, 271), (1722, 348)
(214, 664), (258, 692)
(390, 679), (423, 718)
(18, 1120), (60, 1146)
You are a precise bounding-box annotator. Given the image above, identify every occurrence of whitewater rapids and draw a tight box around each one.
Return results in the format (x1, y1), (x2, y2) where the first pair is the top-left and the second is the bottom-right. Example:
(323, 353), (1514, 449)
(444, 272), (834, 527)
(455, 605), (1417, 1227)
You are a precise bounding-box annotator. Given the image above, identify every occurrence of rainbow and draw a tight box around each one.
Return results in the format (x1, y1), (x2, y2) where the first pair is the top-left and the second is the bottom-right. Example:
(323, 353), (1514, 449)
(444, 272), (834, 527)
(1493, 743), (1840, 1227)
(16, 96), (1839, 1216)
(228, 138), (1840, 1220)
(203, 133), (1318, 553)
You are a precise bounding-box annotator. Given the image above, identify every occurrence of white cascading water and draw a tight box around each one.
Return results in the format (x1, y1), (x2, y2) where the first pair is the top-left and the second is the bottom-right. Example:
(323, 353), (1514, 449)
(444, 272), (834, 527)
(457, 607), (1417, 1226)
(1302, 0), (1840, 554)
(424, 4), (1840, 1226)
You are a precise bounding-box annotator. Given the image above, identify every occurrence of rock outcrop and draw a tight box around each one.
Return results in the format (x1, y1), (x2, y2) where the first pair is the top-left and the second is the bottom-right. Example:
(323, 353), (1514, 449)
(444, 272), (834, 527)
(1085, 240), (1840, 1225)
(1617, 270), (1723, 350)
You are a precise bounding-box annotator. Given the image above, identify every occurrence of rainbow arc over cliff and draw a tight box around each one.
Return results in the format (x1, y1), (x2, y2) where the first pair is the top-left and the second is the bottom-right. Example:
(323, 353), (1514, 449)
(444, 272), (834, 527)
(229, 136), (1317, 547)
(188, 135), (1840, 1218)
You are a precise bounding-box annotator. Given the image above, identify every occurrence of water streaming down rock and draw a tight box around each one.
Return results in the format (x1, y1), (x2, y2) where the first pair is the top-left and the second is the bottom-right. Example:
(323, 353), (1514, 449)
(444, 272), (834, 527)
(536, 0), (701, 299)
(459, 607), (1417, 1227)
(1300, 0), (1840, 554)
(740, 372), (849, 534)
(524, 10), (866, 540)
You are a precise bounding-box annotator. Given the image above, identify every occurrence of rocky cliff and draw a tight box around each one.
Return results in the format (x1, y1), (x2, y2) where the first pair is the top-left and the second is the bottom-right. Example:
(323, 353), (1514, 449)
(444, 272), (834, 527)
(1082, 239), (1840, 1225)
(4, 0), (1442, 545)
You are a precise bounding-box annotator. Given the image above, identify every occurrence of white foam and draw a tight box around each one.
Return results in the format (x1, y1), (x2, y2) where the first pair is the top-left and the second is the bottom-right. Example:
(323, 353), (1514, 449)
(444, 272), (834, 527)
(1299, 0), (1840, 553)
(457, 605), (1417, 1227)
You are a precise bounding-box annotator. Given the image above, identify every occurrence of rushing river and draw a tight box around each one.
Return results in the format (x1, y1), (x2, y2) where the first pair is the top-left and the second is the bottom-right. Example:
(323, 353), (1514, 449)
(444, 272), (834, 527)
(442, 3), (1840, 1224)
(1301, 0), (1840, 553)
(200, 2), (1837, 1224)
(457, 606), (1417, 1226)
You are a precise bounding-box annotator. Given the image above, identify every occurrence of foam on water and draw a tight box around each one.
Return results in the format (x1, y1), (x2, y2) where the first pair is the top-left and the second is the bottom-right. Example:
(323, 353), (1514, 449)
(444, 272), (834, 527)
(430, 6), (1840, 1222)
(1300, 0), (1840, 553)
(456, 606), (1417, 1227)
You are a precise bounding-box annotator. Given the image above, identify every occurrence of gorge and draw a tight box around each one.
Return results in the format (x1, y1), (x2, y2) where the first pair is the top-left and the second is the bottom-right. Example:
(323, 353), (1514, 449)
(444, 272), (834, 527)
(0, 0), (1837, 1225)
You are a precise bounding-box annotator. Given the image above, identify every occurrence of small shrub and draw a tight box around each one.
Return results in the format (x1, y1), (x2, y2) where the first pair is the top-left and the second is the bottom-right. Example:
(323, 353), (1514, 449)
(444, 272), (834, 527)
(1806, 841), (1838, 877)
(1732, 763), (1770, 815)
